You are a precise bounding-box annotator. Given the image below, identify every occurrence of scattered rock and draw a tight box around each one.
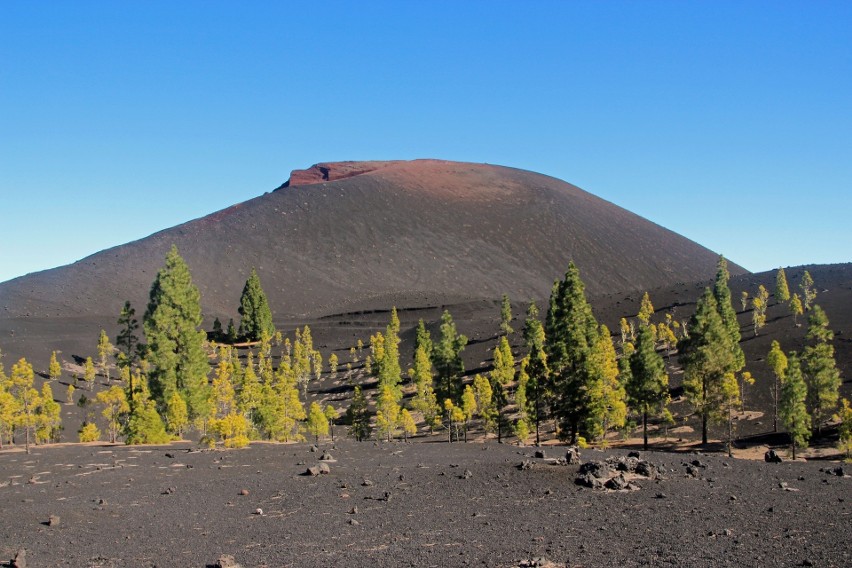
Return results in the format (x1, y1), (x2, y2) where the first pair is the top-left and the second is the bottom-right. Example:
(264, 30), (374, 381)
(635, 460), (659, 479)
(215, 554), (242, 568)
(48, 515), (60, 527)
(605, 473), (629, 491)
(349, 506), (358, 515)
(362, 479), (374, 487)
(578, 461), (610, 479)
(691, 459), (706, 468)
(685, 465), (700, 478)
(627, 450), (641, 458)
(517, 556), (564, 567)
(764, 450), (783, 463)
(565, 447), (581, 465)
(317, 462), (331, 474)
(575, 474), (604, 489)
(534, 449), (546, 459)
(12, 549), (26, 568)
(239, 489), (249, 496)
(304, 466), (321, 476)
(162, 487), (176, 495)
(461, 469), (473, 479)
(518, 460), (534, 471)
(253, 508), (263, 516)
(723, 529), (734, 537)
(348, 519), (360, 526)
(309, 445), (318, 453)
(164, 453), (175, 459)
(319, 452), (334, 461)
(655, 492), (667, 499)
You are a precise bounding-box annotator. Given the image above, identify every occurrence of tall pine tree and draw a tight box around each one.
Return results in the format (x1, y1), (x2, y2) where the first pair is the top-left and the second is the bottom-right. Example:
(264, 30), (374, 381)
(780, 353), (811, 459)
(802, 305), (841, 434)
(775, 267), (790, 304)
(627, 325), (669, 450)
(544, 262), (601, 442)
(143, 245), (211, 422)
(713, 256), (745, 371)
(432, 310), (467, 404)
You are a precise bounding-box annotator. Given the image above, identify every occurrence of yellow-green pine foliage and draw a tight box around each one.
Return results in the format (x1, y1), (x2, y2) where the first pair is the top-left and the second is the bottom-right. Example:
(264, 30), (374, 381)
(306, 401), (329, 442)
(789, 293), (804, 324)
(66, 384), (75, 405)
(775, 267), (790, 303)
(619, 317), (630, 346)
(802, 306), (842, 431)
(328, 353), (339, 381)
(84, 356), (96, 390)
(375, 385), (400, 441)
(751, 285), (769, 335)
(36, 383), (62, 444)
(799, 271), (816, 311)
(720, 371), (742, 455)
(679, 288), (737, 445)
(514, 418), (530, 445)
(780, 353), (811, 459)
(461, 384), (477, 426)
(124, 371), (171, 445)
(472, 373), (496, 434)
(500, 294), (513, 335)
(255, 358), (306, 442)
(767, 340), (788, 433)
(409, 344), (440, 433)
(324, 404), (339, 440)
(400, 408), (416, 440)
(78, 422), (101, 442)
(97, 385), (129, 443)
(165, 391), (188, 437)
(491, 336), (515, 387)
(211, 360), (236, 418)
(48, 351), (62, 382)
(0, 358), (16, 449)
(740, 291), (749, 311)
(143, 245), (211, 421)
(833, 398), (852, 460)
(587, 325), (626, 442)
(97, 329), (113, 382)
(9, 358), (41, 453)
(210, 412), (251, 448)
(637, 292), (654, 326)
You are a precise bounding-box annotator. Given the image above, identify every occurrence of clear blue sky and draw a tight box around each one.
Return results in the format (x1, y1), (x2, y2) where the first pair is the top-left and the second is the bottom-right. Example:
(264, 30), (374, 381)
(1, 1), (850, 283)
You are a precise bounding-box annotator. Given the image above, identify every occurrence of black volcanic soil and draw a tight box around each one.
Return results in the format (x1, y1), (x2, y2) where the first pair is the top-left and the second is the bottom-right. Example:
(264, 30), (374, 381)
(1, 440), (849, 568)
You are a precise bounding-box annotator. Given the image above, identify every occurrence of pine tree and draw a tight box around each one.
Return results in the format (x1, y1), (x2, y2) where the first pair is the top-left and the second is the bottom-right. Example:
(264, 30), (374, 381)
(97, 329), (113, 382)
(679, 288), (738, 445)
(328, 353), (339, 382)
(143, 245), (211, 421)
(306, 402), (330, 443)
(165, 391), (189, 437)
(211, 317), (224, 342)
(833, 398), (852, 460)
(48, 351), (61, 382)
(802, 305), (842, 433)
(800, 271), (816, 311)
(116, 301), (142, 372)
(79, 422), (101, 442)
(544, 262), (601, 442)
(65, 384), (75, 405)
(473, 373), (497, 436)
(789, 293), (803, 325)
(524, 346), (548, 445)
(775, 267), (790, 304)
(767, 340), (788, 433)
(415, 319), (433, 361)
(637, 292), (654, 326)
(36, 383), (62, 444)
(720, 372), (741, 457)
(83, 357), (96, 391)
(461, 385), (477, 442)
(124, 371), (171, 445)
(751, 285), (769, 336)
(500, 294), (513, 335)
(346, 386), (371, 441)
(96, 386), (129, 443)
(409, 344), (439, 433)
(375, 385), (401, 441)
(324, 405), (339, 441)
(9, 359), (41, 453)
(588, 325), (626, 444)
(226, 319), (238, 343)
(627, 326), (669, 450)
(432, 310), (467, 404)
(740, 291), (749, 312)
(523, 301), (545, 354)
(713, 256), (745, 371)
(238, 268), (275, 342)
(780, 353), (811, 459)
(399, 408), (416, 441)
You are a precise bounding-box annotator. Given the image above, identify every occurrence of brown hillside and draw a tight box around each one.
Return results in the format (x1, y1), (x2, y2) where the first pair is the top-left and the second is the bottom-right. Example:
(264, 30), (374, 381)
(0, 159), (741, 361)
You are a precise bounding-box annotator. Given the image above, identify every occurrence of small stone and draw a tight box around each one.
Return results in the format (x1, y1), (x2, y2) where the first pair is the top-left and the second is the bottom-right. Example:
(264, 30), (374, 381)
(685, 465), (700, 478)
(348, 519), (360, 526)
(362, 479), (374, 487)
(48, 515), (60, 527)
(461, 469), (473, 479)
(309, 445), (318, 452)
(319, 452), (334, 461)
(349, 506), (358, 514)
(215, 554), (242, 568)
(802, 559), (814, 567)
(723, 529), (734, 537)
(655, 492), (667, 499)
(729, 495), (737, 501)
(304, 466), (321, 476)
(534, 449), (546, 459)
(518, 460), (533, 471)
(565, 447), (581, 465)
(605, 473), (629, 491)
(165, 453), (175, 459)
(239, 489), (249, 496)
(764, 450), (783, 463)
(317, 462), (331, 474)
(12, 549), (26, 568)
(162, 487), (176, 495)
(253, 508), (263, 516)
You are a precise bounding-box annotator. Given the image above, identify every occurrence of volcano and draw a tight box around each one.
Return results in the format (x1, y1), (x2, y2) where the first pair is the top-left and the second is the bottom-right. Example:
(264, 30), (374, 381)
(0, 159), (743, 359)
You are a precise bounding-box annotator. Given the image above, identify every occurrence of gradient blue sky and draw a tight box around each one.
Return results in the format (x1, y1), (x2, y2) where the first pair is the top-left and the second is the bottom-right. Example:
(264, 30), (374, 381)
(1, 1), (850, 283)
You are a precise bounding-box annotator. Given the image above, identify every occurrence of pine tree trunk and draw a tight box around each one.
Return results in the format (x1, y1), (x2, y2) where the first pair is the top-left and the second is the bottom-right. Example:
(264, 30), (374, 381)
(702, 412), (708, 445)
(773, 377), (778, 433)
(727, 406), (733, 458)
(643, 411), (648, 451)
(534, 406), (540, 446)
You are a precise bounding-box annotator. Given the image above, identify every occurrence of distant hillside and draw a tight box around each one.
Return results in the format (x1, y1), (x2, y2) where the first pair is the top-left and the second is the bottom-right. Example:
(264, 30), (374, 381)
(0, 159), (743, 360)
